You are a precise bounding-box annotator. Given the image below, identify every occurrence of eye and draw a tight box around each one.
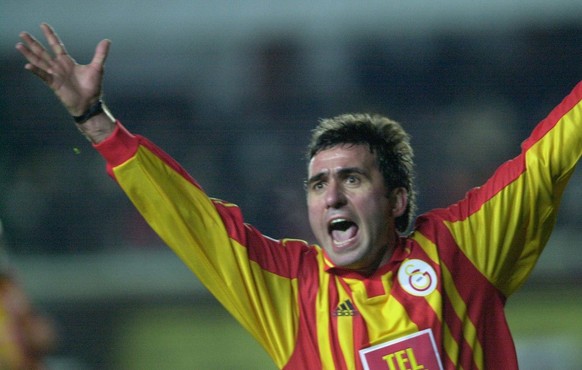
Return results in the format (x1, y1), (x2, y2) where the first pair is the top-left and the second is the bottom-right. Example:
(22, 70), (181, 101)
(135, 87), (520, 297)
(309, 180), (325, 192)
(345, 174), (361, 186)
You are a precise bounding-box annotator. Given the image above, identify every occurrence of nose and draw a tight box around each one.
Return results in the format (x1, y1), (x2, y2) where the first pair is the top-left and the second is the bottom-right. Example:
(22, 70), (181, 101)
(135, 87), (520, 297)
(325, 180), (347, 209)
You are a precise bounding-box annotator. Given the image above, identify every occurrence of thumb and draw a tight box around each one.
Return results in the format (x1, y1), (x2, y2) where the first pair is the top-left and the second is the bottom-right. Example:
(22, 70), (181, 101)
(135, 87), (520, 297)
(91, 39), (111, 68)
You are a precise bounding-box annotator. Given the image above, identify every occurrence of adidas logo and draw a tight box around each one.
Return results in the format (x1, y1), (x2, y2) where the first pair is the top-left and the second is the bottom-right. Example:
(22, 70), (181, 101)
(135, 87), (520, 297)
(333, 299), (359, 316)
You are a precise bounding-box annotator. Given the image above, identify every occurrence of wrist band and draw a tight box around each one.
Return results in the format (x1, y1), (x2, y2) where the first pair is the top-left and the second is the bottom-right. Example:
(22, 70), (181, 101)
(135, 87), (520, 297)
(73, 100), (104, 124)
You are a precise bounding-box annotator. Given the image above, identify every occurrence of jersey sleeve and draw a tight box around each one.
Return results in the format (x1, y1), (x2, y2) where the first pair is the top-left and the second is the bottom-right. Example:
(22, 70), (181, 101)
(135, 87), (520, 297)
(431, 81), (582, 297)
(94, 123), (304, 367)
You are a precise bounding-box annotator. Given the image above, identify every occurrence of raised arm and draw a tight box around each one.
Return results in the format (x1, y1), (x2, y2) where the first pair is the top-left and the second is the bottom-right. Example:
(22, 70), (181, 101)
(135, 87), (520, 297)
(16, 23), (116, 143)
(432, 82), (582, 296)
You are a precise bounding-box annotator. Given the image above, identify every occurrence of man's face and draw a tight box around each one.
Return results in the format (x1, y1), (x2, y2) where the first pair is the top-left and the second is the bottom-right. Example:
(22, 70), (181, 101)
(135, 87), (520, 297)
(307, 144), (403, 273)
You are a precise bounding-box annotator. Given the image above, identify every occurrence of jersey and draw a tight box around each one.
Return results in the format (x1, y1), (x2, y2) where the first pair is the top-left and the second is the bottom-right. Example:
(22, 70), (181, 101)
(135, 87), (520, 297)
(94, 81), (582, 369)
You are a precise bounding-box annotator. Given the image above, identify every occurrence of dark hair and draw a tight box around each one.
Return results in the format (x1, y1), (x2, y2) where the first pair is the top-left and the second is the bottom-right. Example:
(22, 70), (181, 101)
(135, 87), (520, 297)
(307, 113), (416, 233)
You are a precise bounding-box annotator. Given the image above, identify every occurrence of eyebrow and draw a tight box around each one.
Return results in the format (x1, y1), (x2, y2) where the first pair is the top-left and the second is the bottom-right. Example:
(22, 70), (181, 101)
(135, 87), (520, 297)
(306, 167), (367, 187)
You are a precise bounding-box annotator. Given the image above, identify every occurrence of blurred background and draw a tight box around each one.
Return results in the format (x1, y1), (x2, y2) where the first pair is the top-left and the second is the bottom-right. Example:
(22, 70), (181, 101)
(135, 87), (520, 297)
(1, 0), (582, 368)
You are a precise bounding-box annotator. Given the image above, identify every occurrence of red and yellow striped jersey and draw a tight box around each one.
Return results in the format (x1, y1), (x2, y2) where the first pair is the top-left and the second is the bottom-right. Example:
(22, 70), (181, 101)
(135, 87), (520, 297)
(94, 81), (582, 369)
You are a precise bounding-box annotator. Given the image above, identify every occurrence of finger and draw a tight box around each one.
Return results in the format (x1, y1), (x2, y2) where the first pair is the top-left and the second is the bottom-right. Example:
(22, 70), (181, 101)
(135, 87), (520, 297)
(41, 23), (68, 56)
(24, 63), (52, 83)
(15, 36), (52, 71)
(90, 39), (111, 67)
(19, 32), (51, 59)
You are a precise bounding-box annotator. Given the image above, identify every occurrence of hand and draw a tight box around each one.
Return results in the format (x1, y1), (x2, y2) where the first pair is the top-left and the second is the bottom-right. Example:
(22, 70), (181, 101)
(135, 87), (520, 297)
(16, 23), (111, 116)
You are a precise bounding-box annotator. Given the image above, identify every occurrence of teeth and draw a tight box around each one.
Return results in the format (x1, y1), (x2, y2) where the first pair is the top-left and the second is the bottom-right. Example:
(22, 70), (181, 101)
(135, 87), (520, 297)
(329, 218), (353, 233)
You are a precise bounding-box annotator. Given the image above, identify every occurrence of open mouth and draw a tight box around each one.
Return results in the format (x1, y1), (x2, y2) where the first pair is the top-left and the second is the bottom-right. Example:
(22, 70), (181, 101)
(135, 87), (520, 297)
(329, 218), (359, 246)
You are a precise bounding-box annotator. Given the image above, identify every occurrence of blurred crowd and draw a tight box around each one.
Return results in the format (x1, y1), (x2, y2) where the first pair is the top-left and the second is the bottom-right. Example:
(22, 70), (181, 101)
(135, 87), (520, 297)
(0, 220), (57, 369)
(1, 24), (582, 256)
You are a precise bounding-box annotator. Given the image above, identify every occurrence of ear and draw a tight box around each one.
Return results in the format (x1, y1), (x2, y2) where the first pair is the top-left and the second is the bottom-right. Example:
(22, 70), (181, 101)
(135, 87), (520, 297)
(390, 187), (408, 217)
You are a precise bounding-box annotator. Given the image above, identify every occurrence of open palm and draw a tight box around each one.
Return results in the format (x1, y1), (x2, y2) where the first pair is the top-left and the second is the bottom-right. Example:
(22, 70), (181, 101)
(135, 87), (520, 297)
(16, 23), (111, 116)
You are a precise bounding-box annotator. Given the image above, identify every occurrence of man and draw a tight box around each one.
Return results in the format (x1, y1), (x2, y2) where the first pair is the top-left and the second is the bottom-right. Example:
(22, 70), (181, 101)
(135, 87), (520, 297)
(16, 23), (582, 369)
